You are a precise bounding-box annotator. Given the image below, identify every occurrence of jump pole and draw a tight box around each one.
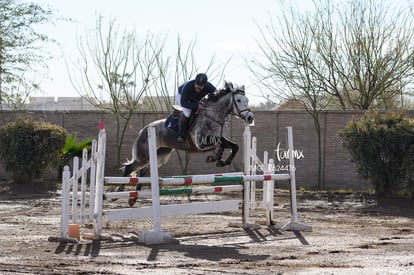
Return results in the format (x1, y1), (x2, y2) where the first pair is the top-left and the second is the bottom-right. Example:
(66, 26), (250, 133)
(104, 185), (243, 200)
(160, 174), (289, 185)
(104, 172), (243, 185)
(104, 177), (152, 184)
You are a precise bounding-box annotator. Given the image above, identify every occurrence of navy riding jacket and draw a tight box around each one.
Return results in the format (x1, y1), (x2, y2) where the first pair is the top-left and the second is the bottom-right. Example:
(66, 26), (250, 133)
(178, 80), (216, 110)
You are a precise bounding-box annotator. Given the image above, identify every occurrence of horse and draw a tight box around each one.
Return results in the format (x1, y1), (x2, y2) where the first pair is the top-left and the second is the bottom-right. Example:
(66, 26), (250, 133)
(120, 81), (254, 205)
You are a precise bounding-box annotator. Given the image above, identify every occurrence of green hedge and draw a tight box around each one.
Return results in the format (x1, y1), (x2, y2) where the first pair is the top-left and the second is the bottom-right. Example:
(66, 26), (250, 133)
(0, 119), (68, 184)
(338, 111), (414, 196)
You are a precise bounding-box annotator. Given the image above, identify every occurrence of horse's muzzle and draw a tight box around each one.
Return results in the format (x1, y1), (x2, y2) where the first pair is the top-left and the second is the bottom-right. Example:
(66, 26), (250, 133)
(241, 111), (254, 124)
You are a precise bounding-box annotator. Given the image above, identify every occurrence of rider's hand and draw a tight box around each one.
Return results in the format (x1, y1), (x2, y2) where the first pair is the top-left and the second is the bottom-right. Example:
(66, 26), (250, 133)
(198, 103), (206, 110)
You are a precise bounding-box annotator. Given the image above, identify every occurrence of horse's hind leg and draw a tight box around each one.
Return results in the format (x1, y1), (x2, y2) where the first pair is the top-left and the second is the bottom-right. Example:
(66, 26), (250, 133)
(135, 167), (150, 191)
(157, 147), (174, 167)
(114, 160), (140, 194)
(128, 148), (172, 207)
(126, 167), (149, 207)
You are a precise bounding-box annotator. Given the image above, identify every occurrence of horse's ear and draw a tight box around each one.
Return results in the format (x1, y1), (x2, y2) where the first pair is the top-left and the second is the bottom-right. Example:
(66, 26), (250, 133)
(240, 85), (245, 91)
(224, 81), (233, 89)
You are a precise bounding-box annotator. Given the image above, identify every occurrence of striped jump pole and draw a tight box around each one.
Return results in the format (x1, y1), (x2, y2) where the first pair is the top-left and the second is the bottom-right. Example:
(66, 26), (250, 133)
(103, 172), (244, 185)
(104, 185), (243, 200)
(160, 174), (290, 186)
(167, 172), (244, 177)
(104, 177), (152, 184)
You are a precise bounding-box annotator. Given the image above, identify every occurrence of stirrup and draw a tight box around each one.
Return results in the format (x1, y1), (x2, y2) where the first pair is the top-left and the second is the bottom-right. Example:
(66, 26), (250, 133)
(177, 136), (184, 143)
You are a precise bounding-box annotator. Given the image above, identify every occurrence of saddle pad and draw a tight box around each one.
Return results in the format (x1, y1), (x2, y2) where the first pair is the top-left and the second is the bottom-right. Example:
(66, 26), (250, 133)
(165, 114), (179, 133)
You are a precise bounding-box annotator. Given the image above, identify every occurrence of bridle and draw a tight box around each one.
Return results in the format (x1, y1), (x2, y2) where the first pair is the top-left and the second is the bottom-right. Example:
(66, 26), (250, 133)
(199, 89), (252, 126)
(230, 90), (251, 120)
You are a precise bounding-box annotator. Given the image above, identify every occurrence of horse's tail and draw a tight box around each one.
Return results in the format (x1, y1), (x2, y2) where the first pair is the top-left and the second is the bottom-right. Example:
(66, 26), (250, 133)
(122, 158), (139, 177)
(130, 134), (140, 161)
(120, 132), (141, 176)
(121, 136), (138, 171)
(121, 158), (134, 170)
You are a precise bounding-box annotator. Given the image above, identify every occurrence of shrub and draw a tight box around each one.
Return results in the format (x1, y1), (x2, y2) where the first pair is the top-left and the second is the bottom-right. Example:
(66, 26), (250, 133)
(0, 119), (68, 184)
(338, 111), (414, 196)
(58, 133), (93, 178)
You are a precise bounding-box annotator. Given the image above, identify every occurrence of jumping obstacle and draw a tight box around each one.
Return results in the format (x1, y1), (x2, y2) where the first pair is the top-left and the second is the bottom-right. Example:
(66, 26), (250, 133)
(104, 185), (243, 200)
(60, 122), (311, 244)
(244, 126), (312, 232)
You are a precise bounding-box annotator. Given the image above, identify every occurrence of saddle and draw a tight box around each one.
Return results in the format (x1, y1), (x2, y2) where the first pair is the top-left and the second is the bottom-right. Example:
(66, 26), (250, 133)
(165, 105), (197, 134)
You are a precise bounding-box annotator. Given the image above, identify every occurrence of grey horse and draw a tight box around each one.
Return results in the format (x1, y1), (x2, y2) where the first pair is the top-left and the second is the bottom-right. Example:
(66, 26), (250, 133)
(122, 81), (254, 179)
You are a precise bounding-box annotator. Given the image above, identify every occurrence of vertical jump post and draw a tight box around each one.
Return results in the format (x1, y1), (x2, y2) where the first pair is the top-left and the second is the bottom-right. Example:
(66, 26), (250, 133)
(93, 122), (106, 237)
(280, 126), (312, 232)
(136, 126), (177, 244)
(242, 126), (252, 225)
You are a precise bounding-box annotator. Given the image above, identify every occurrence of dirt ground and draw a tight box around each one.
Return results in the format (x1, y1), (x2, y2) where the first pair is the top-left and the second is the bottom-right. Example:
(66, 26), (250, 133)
(0, 183), (413, 275)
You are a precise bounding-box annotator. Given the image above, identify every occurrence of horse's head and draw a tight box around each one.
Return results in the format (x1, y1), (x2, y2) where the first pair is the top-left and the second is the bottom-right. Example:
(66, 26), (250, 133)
(222, 81), (255, 124)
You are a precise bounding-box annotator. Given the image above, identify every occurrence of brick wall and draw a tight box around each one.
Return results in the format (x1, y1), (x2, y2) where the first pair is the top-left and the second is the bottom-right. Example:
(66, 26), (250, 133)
(0, 110), (380, 188)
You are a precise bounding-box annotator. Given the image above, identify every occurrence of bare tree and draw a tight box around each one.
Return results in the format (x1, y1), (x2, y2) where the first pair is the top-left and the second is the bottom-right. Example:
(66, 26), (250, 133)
(334, 0), (414, 109)
(249, 0), (414, 188)
(249, 2), (332, 188)
(0, 0), (57, 112)
(253, 0), (414, 110)
(71, 16), (228, 173)
(71, 16), (165, 169)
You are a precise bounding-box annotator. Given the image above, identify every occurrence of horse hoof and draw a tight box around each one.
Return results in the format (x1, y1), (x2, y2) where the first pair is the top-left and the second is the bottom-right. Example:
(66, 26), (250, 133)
(206, 156), (214, 163)
(106, 187), (118, 201)
(116, 185), (125, 192)
(128, 198), (137, 207)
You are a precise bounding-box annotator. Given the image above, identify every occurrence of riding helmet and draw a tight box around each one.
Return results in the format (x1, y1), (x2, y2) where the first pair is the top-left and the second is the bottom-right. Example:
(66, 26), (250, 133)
(195, 73), (208, 86)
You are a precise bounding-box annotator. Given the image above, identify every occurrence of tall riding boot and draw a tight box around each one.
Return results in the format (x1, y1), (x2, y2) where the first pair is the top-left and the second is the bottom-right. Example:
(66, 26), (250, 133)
(177, 115), (189, 143)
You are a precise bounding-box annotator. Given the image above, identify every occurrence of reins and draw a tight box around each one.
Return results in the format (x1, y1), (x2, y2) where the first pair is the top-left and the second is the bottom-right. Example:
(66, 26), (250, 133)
(199, 110), (226, 126)
(197, 89), (248, 137)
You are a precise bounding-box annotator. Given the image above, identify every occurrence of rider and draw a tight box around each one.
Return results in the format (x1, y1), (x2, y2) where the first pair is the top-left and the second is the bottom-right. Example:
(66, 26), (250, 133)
(176, 73), (217, 143)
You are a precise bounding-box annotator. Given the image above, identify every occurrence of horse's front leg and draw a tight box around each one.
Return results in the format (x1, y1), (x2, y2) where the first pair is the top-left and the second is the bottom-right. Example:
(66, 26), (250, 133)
(206, 145), (224, 163)
(215, 137), (239, 167)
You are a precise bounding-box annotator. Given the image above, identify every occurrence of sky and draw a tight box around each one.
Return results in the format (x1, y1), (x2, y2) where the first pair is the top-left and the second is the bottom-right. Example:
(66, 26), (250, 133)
(28, 0), (283, 105)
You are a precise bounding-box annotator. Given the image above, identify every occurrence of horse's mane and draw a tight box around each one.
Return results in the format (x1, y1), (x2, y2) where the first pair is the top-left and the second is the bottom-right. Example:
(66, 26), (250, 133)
(206, 81), (245, 103)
